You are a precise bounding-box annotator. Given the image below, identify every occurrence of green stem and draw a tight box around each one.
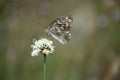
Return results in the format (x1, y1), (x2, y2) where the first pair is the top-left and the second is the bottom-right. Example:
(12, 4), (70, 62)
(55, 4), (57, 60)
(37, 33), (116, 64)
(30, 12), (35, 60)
(43, 54), (46, 80)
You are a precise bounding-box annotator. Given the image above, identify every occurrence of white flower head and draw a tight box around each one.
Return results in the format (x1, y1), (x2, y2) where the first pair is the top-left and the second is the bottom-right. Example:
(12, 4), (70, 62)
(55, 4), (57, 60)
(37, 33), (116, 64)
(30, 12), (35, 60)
(31, 38), (55, 57)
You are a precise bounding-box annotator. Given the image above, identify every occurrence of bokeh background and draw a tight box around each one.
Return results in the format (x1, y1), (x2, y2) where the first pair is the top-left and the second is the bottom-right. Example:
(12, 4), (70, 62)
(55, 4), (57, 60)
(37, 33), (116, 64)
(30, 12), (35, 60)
(0, 0), (120, 80)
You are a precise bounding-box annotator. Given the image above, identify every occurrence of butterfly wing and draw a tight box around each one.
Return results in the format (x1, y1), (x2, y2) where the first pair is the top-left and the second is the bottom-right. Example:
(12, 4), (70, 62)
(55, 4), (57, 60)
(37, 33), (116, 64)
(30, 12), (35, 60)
(46, 16), (73, 44)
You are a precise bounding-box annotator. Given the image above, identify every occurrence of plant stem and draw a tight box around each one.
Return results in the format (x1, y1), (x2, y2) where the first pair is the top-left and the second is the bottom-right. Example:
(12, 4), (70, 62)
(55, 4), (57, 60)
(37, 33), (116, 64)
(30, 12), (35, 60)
(43, 54), (46, 80)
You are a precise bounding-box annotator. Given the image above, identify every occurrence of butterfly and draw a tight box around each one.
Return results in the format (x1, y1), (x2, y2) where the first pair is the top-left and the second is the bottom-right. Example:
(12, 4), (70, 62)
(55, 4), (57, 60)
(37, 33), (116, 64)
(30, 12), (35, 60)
(46, 16), (73, 44)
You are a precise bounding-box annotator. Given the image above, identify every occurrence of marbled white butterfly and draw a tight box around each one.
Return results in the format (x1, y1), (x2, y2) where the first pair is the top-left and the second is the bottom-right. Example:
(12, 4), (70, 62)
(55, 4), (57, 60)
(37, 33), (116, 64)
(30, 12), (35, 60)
(46, 16), (73, 44)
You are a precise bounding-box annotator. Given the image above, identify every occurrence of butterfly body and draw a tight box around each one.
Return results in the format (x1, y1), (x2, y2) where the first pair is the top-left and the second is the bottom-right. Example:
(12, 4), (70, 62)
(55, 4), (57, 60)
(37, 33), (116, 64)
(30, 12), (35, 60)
(46, 16), (73, 44)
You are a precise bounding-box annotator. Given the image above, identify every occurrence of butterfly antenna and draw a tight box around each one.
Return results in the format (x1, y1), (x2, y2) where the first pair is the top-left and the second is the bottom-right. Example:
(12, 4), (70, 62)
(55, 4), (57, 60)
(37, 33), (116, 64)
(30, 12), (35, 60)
(37, 22), (47, 29)
(37, 22), (50, 37)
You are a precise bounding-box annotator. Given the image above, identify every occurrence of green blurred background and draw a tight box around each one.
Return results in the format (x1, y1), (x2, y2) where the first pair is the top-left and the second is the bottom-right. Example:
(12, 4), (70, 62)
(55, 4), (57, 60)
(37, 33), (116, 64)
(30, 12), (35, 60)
(0, 0), (120, 80)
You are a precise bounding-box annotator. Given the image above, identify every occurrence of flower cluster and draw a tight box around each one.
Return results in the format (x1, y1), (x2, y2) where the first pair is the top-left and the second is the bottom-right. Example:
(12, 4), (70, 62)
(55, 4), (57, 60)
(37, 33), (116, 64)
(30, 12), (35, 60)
(31, 38), (55, 57)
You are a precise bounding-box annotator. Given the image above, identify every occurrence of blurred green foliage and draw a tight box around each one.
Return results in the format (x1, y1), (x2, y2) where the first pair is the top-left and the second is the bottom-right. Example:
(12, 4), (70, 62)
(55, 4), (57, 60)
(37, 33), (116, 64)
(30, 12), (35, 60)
(0, 0), (120, 80)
